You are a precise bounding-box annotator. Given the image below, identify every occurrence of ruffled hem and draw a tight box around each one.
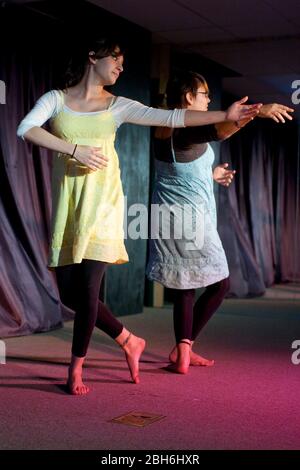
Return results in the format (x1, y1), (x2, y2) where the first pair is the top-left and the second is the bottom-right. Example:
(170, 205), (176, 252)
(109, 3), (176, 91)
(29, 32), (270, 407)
(146, 261), (229, 289)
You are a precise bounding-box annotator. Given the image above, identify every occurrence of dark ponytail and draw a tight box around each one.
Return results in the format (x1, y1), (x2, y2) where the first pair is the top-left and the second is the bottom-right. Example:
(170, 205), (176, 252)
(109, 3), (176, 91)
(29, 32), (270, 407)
(166, 71), (209, 109)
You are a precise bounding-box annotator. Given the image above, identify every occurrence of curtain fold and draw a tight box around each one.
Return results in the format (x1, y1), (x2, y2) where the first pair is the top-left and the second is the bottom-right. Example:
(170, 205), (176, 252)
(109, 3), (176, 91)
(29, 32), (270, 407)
(218, 120), (300, 297)
(0, 32), (73, 338)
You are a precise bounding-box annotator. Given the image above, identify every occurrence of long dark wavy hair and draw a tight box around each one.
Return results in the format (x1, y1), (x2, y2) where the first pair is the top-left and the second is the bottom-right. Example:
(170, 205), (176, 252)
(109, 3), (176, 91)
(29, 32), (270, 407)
(60, 36), (125, 90)
(166, 71), (209, 109)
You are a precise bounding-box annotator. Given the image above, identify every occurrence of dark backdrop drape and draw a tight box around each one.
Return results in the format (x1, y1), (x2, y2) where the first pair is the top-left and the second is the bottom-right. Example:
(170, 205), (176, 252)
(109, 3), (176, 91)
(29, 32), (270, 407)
(0, 5), (73, 337)
(218, 119), (300, 296)
(0, 1), (151, 337)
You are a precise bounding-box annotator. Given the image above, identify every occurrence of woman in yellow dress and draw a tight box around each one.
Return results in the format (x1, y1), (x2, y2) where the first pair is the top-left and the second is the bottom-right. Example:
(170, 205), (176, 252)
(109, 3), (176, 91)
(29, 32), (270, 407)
(17, 36), (261, 395)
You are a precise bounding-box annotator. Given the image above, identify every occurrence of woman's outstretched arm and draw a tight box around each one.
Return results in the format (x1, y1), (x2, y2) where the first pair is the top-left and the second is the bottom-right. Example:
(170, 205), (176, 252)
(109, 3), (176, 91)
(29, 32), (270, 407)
(215, 103), (294, 140)
(114, 95), (261, 128)
(185, 96), (261, 127)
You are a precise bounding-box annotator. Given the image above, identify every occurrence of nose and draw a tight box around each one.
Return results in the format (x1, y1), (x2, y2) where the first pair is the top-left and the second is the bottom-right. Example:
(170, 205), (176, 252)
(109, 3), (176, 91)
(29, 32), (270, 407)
(117, 62), (123, 72)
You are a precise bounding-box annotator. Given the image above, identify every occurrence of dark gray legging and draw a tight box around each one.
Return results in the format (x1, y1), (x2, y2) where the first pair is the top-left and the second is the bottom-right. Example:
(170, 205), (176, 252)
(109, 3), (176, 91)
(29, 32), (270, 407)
(55, 260), (123, 358)
(171, 277), (230, 343)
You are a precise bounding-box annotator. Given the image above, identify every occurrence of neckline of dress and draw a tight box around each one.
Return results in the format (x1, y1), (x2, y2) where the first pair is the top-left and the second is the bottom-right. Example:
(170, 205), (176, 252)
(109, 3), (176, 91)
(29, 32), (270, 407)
(60, 91), (117, 115)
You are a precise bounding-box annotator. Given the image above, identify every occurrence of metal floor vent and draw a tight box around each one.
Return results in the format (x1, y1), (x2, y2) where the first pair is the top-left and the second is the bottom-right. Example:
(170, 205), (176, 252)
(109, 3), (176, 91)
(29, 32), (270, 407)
(110, 411), (165, 427)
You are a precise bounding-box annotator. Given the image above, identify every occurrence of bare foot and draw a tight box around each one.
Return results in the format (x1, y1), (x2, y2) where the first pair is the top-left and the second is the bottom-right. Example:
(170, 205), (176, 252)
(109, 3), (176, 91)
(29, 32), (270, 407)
(169, 346), (178, 364)
(169, 346), (214, 367)
(190, 350), (214, 366)
(123, 335), (146, 384)
(67, 367), (90, 395)
(167, 343), (190, 374)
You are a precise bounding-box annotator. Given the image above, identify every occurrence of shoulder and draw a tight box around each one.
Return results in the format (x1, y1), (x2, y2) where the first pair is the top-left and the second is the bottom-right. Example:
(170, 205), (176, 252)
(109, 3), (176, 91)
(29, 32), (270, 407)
(38, 89), (62, 103)
(111, 96), (127, 105)
(111, 96), (142, 109)
(174, 125), (219, 145)
(109, 96), (144, 119)
(36, 89), (64, 115)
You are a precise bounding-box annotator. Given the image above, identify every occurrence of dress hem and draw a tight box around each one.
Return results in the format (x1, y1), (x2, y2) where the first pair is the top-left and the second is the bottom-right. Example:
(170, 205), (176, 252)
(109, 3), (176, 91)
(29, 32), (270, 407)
(146, 269), (229, 290)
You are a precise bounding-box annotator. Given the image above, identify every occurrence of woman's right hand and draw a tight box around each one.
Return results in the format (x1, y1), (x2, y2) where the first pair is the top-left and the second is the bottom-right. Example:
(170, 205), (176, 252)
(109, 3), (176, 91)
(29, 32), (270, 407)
(226, 96), (262, 122)
(73, 145), (109, 171)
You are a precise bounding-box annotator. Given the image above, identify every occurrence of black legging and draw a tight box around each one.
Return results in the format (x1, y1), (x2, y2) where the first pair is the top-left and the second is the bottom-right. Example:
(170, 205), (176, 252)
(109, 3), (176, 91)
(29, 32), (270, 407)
(55, 259), (123, 358)
(172, 277), (230, 343)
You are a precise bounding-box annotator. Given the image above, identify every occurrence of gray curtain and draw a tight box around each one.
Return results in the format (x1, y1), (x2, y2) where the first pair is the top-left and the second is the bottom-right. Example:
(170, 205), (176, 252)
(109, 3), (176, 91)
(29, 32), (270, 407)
(218, 119), (300, 297)
(0, 42), (68, 337)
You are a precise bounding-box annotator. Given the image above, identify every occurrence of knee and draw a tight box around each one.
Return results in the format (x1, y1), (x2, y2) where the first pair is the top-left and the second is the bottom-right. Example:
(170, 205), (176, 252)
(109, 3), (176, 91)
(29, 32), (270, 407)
(220, 277), (230, 295)
(58, 291), (76, 311)
(208, 277), (230, 297)
(56, 282), (76, 311)
(173, 288), (195, 303)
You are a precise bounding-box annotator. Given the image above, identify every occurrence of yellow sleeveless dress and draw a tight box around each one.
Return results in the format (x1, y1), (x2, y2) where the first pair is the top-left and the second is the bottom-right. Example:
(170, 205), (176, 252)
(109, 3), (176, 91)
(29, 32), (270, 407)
(48, 96), (128, 267)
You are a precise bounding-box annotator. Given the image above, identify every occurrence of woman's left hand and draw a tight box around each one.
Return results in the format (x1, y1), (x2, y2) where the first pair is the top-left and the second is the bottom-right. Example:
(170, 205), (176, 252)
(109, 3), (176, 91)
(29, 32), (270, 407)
(259, 103), (294, 123)
(213, 163), (236, 187)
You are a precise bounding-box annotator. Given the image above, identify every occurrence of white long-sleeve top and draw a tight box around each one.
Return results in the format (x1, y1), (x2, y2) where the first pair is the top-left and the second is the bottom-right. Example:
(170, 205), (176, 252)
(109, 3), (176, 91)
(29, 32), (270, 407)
(17, 90), (186, 138)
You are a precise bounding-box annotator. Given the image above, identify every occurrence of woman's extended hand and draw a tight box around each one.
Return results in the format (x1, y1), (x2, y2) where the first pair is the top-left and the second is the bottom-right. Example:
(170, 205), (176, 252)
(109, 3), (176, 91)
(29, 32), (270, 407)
(258, 103), (294, 123)
(213, 163), (236, 187)
(226, 96), (262, 122)
(73, 145), (109, 171)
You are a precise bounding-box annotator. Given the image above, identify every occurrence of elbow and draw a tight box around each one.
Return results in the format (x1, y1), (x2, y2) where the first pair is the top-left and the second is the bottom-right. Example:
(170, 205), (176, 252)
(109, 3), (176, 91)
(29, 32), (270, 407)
(175, 108), (187, 128)
(217, 129), (232, 141)
(16, 125), (24, 140)
(216, 131), (227, 141)
(16, 132), (26, 142)
(17, 126), (34, 141)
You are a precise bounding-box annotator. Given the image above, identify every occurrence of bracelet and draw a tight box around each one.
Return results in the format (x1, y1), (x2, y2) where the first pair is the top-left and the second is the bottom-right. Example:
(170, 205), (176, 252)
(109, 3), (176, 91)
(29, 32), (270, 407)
(71, 144), (77, 157)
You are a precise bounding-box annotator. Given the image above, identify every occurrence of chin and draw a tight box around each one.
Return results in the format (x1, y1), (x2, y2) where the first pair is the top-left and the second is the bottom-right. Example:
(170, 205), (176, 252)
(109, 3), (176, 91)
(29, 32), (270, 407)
(111, 74), (119, 83)
(102, 74), (115, 86)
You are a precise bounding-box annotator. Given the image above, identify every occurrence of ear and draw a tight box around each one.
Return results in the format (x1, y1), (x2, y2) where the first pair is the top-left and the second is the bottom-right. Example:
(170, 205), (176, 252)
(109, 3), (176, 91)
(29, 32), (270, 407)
(185, 91), (194, 106)
(88, 51), (97, 65)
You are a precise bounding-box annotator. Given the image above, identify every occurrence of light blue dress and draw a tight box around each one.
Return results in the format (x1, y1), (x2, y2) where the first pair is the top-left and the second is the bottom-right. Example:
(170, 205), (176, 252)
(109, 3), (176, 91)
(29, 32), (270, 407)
(146, 138), (229, 289)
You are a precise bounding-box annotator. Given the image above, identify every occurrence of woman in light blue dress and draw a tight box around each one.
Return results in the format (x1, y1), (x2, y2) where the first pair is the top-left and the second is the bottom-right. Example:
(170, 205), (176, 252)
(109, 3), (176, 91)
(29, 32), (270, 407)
(146, 71), (293, 373)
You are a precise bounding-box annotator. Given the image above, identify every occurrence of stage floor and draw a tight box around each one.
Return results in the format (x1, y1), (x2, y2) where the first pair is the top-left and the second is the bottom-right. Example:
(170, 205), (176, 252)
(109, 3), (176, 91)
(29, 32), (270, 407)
(1, 289), (300, 450)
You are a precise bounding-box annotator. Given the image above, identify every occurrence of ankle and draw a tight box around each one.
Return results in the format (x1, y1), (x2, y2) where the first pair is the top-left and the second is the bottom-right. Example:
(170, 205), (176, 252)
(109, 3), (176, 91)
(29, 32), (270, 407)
(69, 354), (85, 372)
(120, 331), (132, 349)
(116, 330), (133, 350)
(68, 364), (82, 376)
(177, 339), (191, 347)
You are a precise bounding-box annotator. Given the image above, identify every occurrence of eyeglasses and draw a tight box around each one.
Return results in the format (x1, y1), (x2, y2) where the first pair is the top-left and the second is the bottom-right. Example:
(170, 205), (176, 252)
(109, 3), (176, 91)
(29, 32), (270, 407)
(196, 91), (210, 98)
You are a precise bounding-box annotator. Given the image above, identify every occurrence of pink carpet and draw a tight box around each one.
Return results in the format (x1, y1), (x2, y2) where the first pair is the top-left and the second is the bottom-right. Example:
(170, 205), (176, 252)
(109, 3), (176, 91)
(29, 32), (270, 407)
(0, 290), (300, 450)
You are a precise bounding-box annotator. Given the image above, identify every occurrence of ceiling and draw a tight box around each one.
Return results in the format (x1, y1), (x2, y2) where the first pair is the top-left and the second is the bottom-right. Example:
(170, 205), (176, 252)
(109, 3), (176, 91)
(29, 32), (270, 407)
(8, 0), (300, 114)
(88, 0), (300, 114)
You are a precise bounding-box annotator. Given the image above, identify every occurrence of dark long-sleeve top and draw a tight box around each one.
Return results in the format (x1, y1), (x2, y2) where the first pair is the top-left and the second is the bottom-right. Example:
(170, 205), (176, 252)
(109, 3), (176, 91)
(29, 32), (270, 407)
(154, 124), (221, 163)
